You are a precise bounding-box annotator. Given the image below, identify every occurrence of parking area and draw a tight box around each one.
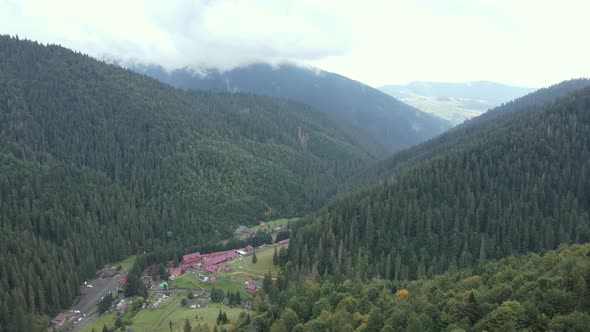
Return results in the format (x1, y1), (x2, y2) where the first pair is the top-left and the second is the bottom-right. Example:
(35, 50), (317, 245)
(62, 274), (123, 331)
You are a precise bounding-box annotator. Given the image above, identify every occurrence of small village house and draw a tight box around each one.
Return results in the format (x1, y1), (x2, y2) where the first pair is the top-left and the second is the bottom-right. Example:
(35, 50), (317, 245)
(50, 313), (66, 327)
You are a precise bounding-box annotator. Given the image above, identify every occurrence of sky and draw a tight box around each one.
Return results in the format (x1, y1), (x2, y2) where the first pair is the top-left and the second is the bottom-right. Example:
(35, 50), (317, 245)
(1, 0), (589, 88)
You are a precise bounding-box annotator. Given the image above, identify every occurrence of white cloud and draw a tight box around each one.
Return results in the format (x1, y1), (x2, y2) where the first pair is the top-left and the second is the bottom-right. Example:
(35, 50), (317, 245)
(1, 0), (590, 87)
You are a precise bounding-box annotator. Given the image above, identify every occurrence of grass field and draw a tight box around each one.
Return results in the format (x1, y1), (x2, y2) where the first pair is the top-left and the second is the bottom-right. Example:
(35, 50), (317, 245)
(119, 255), (137, 271)
(249, 217), (300, 232)
(228, 244), (284, 277)
(80, 310), (117, 331)
(170, 272), (249, 296)
(128, 297), (245, 332)
(81, 293), (248, 332)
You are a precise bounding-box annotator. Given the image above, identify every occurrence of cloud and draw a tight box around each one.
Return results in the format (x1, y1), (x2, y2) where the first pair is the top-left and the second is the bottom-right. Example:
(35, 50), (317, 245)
(1, 0), (590, 87)
(1, 0), (350, 70)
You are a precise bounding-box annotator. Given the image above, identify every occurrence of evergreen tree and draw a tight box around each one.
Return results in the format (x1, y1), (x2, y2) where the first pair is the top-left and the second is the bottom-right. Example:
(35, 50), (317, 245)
(273, 247), (279, 266)
(184, 319), (192, 332)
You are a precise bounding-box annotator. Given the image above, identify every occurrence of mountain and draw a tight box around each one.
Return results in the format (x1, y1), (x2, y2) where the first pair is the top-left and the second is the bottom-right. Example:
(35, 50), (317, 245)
(379, 81), (535, 124)
(285, 79), (590, 286)
(131, 63), (453, 155)
(0, 36), (377, 330)
(353, 78), (590, 188)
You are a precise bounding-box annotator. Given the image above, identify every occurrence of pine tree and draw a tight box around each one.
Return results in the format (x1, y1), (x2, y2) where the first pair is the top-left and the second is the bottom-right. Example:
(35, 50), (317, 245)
(217, 309), (223, 324)
(252, 250), (258, 264)
(273, 247), (279, 266)
(184, 319), (192, 332)
(263, 271), (273, 293)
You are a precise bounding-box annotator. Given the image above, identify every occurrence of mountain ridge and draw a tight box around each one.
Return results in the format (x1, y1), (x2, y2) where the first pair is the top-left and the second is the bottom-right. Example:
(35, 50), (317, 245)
(130, 63), (453, 155)
(286, 79), (590, 287)
(0, 35), (378, 330)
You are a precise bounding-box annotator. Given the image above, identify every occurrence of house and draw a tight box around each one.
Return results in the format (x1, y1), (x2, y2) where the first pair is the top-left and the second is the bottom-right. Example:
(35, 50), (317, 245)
(236, 249), (247, 256)
(167, 260), (174, 266)
(119, 277), (127, 287)
(116, 300), (126, 309)
(142, 264), (158, 276)
(168, 267), (182, 279)
(119, 304), (128, 313)
(278, 239), (289, 245)
(182, 252), (201, 265)
(245, 245), (254, 251)
(50, 313), (66, 327)
(233, 226), (250, 237)
(205, 266), (217, 273)
(210, 276), (217, 283)
(246, 285), (258, 292)
(202, 251), (237, 267)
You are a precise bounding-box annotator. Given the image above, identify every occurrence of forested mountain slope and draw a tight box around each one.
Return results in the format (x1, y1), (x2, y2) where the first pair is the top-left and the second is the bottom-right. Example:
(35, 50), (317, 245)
(0, 36), (375, 330)
(262, 243), (590, 331)
(351, 78), (590, 188)
(286, 83), (590, 285)
(132, 64), (453, 155)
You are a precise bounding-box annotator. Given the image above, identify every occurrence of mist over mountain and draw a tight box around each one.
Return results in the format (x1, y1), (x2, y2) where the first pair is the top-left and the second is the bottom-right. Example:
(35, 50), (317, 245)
(131, 63), (453, 156)
(379, 81), (535, 124)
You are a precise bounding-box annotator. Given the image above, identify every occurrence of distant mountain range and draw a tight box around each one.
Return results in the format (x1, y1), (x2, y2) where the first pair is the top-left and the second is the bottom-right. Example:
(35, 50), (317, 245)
(379, 81), (535, 124)
(131, 63), (453, 156)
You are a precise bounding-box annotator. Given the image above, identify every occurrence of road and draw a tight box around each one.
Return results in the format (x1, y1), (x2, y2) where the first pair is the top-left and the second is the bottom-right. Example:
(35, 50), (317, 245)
(60, 273), (124, 332)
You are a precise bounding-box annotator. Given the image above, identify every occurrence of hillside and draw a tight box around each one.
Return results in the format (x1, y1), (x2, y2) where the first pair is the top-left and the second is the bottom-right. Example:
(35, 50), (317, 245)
(379, 81), (535, 124)
(262, 243), (590, 331)
(285, 81), (590, 287)
(132, 63), (453, 155)
(0, 36), (376, 330)
(352, 78), (590, 188)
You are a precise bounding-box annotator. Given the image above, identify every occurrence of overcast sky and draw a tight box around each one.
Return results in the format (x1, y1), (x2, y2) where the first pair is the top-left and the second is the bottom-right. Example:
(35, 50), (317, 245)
(2, 0), (589, 88)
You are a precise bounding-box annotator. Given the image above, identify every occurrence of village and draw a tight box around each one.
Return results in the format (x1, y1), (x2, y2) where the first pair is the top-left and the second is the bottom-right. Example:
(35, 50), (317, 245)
(71, 218), (296, 332)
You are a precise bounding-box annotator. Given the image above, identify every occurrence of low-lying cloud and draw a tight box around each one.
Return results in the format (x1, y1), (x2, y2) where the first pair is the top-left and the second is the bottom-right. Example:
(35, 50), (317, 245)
(1, 0), (350, 71)
(2, 0), (590, 87)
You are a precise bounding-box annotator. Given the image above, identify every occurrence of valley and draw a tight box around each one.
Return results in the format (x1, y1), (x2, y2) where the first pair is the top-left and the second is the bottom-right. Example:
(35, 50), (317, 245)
(379, 81), (535, 124)
(77, 225), (287, 332)
(0, 4), (589, 331)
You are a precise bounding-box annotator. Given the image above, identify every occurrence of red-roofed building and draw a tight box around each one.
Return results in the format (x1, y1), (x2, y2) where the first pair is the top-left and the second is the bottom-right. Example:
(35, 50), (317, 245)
(245, 245), (254, 251)
(278, 239), (289, 245)
(246, 285), (258, 292)
(169, 267), (182, 279)
(167, 260), (174, 266)
(119, 277), (127, 287)
(50, 313), (66, 327)
(182, 252), (202, 265)
(205, 266), (218, 273)
(202, 251), (237, 267)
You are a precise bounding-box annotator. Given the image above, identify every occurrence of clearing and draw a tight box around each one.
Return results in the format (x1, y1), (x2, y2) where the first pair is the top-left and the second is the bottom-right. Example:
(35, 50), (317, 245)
(249, 217), (300, 232)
